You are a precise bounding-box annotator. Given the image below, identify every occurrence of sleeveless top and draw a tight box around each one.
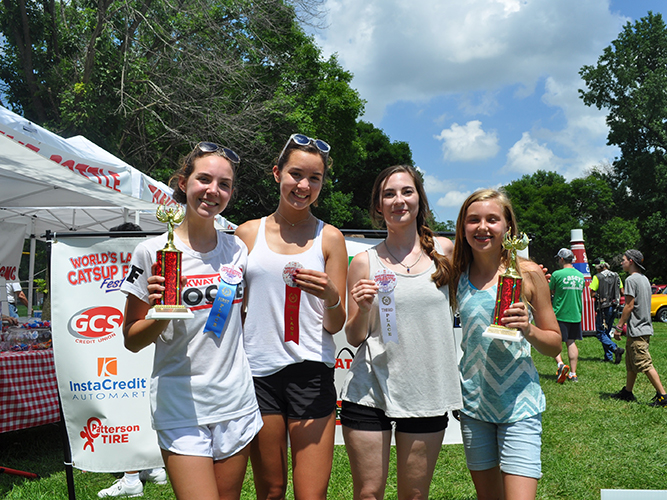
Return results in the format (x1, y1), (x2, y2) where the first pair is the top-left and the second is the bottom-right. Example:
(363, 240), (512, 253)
(341, 242), (463, 418)
(457, 269), (545, 423)
(243, 216), (335, 377)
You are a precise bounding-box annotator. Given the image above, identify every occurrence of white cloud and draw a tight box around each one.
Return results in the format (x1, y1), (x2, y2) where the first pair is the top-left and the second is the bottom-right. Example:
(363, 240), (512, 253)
(436, 190), (472, 208)
(435, 120), (500, 162)
(315, 0), (626, 121)
(504, 132), (558, 174)
(421, 172), (457, 194)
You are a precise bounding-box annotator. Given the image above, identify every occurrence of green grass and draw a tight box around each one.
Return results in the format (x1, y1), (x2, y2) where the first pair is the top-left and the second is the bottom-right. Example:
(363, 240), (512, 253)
(2, 325), (667, 499)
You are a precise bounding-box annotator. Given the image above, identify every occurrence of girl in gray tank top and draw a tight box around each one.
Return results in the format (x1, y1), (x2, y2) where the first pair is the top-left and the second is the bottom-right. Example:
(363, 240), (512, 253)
(342, 165), (462, 500)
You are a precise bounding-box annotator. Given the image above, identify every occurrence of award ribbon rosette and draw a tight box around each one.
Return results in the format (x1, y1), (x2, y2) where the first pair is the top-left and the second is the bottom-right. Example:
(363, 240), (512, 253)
(145, 204), (195, 320)
(204, 265), (242, 338)
(283, 262), (303, 344)
(374, 268), (398, 344)
(482, 231), (530, 342)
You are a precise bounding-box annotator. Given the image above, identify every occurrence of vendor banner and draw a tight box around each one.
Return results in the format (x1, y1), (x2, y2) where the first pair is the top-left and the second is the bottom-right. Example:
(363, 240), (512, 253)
(51, 236), (163, 472)
(0, 221), (25, 283)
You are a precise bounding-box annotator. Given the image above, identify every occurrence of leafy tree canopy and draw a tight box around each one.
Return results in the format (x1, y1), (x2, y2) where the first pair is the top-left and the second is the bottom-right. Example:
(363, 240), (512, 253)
(0, 0), (413, 228)
(579, 11), (667, 279)
(503, 170), (640, 275)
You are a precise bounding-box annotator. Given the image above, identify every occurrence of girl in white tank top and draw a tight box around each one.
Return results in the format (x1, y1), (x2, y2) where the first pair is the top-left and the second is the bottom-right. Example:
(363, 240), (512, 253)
(236, 134), (348, 500)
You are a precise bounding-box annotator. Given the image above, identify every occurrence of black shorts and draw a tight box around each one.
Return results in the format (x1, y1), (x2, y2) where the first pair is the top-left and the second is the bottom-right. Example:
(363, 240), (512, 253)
(340, 400), (449, 433)
(558, 321), (583, 341)
(253, 361), (336, 420)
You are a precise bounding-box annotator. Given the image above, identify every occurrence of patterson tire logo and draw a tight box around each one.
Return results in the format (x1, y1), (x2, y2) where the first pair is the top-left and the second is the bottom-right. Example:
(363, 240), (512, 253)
(68, 306), (123, 344)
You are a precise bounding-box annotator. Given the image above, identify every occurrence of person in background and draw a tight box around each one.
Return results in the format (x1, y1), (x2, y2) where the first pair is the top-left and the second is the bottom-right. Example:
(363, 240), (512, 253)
(97, 222), (168, 498)
(121, 142), (262, 500)
(452, 188), (561, 500)
(590, 258), (624, 364)
(236, 134), (347, 500)
(340, 165), (462, 500)
(550, 248), (585, 383)
(611, 250), (667, 407)
(5, 281), (28, 319)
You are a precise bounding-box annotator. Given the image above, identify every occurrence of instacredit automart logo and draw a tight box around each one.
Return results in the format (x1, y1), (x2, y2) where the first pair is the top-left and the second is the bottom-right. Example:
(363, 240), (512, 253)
(68, 306), (123, 344)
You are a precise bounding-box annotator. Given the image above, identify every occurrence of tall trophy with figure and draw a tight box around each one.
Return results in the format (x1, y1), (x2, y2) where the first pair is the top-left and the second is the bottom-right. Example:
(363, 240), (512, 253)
(145, 204), (194, 320)
(482, 231), (530, 342)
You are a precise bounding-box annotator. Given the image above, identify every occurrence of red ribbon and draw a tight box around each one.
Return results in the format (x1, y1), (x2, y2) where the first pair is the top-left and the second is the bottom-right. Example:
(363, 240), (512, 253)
(284, 285), (301, 344)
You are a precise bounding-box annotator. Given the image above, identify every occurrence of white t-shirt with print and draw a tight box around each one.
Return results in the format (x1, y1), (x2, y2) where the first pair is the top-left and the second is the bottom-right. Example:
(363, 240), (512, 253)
(121, 231), (258, 430)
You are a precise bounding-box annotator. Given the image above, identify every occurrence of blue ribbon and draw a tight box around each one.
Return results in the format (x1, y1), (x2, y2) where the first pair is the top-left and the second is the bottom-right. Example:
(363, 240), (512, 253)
(204, 281), (237, 338)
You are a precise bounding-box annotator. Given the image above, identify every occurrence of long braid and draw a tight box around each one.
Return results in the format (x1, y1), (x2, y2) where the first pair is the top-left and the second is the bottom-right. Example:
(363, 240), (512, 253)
(419, 225), (452, 288)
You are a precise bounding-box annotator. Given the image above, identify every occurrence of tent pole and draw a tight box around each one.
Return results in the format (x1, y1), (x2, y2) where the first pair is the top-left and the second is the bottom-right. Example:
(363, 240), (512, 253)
(28, 219), (36, 318)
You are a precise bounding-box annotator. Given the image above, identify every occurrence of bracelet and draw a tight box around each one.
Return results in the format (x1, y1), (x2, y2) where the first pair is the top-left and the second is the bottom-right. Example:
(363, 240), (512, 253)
(325, 296), (341, 310)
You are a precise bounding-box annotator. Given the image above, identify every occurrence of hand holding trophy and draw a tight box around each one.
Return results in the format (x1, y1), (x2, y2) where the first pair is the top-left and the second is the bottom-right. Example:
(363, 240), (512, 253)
(145, 204), (195, 320)
(482, 230), (530, 342)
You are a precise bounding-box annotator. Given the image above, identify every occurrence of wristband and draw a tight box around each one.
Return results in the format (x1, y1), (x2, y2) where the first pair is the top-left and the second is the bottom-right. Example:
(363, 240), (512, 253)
(325, 296), (341, 310)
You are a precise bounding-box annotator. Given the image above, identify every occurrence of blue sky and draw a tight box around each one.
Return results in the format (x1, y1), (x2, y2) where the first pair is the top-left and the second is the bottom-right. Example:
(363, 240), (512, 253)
(312, 0), (664, 223)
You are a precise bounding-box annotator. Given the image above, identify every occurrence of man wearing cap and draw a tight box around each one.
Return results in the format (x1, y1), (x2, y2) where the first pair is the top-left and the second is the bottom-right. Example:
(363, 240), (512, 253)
(611, 250), (667, 406)
(590, 259), (625, 364)
(550, 248), (585, 383)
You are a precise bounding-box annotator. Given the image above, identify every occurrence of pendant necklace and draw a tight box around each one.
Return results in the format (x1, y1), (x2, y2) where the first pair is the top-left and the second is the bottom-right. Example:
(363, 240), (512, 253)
(384, 241), (423, 273)
(275, 210), (311, 227)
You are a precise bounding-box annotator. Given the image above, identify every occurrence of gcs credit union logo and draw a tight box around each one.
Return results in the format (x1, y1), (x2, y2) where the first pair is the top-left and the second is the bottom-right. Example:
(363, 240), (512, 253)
(68, 306), (123, 344)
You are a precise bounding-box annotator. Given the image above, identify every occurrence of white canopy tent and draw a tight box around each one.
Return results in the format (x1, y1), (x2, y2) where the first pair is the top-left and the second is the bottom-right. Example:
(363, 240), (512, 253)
(0, 135), (167, 235)
(0, 134), (168, 316)
(0, 106), (236, 317)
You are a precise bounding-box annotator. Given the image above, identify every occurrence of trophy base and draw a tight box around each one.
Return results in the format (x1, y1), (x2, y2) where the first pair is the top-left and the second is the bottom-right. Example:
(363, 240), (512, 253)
(146, 306), (194, 320)
(482, 325), (524, 342)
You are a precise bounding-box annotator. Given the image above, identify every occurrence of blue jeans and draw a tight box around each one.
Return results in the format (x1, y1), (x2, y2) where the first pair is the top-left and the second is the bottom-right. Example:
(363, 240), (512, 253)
(595, 306), (618, 361)
(8, 303), (19, 319)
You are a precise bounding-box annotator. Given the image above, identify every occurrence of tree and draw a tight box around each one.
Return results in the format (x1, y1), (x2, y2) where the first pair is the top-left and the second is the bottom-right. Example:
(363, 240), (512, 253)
(328, 121), (413, 229)
(503, 170), (639, 271)
(579, 11), (667, 279)
(0, 1), (415, 228)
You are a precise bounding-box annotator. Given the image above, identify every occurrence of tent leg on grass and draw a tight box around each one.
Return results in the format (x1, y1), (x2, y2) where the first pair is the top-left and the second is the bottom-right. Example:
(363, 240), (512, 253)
(59, 399), (77, 500)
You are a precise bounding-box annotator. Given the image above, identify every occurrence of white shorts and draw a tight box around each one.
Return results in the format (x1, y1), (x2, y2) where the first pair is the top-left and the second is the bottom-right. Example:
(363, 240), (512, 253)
(157, 409), (263, 461)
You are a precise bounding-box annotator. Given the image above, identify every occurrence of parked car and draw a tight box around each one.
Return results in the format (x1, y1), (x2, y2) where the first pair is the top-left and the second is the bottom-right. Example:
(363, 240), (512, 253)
(651, 284), (667, 294)
(651, 287), (667, 323)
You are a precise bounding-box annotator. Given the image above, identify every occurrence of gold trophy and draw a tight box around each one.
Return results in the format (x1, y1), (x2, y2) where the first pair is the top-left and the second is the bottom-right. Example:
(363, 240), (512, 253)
(482, 231), (530, 342)
(145, 204), (194, 320)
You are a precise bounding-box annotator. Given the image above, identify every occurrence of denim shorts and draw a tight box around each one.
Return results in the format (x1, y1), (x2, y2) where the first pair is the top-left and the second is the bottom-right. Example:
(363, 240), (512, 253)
(460, 412), (542, 479)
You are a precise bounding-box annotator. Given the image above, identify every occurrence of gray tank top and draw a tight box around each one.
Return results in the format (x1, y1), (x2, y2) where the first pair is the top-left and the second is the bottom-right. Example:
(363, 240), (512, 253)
(340, 242), (462, 417)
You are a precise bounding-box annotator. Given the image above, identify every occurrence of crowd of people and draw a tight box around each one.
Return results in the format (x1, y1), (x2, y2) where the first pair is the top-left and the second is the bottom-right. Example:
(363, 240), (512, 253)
(103, 134), (665, 500)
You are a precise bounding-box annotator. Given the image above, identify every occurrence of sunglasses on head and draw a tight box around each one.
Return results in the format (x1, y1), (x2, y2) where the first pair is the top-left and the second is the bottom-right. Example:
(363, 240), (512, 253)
(277, 134), (331, 164)
(196, 142), (241, 164)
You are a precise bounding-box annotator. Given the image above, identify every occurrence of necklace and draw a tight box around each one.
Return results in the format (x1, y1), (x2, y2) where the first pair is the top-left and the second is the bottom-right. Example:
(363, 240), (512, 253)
(275, 210), (311, 227)
(384, 241), (423, 273)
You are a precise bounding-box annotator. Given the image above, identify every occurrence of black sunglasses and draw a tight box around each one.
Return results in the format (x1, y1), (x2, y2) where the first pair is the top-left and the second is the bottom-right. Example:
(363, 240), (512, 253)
(277, 134), (331, 164)
(197, 142), (241, 164)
